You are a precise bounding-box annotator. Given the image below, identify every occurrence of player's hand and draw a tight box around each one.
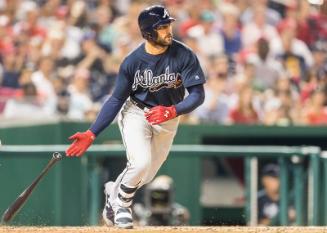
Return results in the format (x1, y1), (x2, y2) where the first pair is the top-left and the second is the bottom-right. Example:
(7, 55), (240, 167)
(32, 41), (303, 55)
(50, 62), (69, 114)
(145, 105), (177, 125)
(66, 130), (95, 157)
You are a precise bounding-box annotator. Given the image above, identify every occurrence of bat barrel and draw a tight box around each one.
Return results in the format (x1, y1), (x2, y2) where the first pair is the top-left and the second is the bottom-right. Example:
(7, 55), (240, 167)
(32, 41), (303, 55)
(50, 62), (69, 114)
(2, 209), (10, 223)
(1, 152), (63, 224)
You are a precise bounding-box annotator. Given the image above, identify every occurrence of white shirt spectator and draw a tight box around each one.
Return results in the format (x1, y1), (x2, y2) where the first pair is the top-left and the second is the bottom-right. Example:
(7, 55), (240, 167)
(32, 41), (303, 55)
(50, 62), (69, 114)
(188, 25), (225, 57)
(187, 10), (224, 57)
(193, 88), (230, 124)
(3, 99), (49, 119)
(242, 22), (279, 49)
(241, 7), (281, 26)
(67, 86), (93, 120)
(3, 82), (51, 119)
(247, 54), (284, 90)
(31, 70), (57, 114)
(67, 68), (93, 120)
(269, 37), (314, 68)
(61, 25), (84, 60)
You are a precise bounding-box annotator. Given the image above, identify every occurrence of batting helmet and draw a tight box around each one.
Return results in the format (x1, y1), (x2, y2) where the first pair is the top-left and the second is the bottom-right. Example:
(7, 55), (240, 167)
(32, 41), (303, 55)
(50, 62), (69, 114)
(138, 5), (175, 41)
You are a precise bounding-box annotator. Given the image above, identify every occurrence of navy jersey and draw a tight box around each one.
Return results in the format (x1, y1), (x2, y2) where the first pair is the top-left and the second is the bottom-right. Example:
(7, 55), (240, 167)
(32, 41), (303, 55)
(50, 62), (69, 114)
(90, 39), (206, 136)
(112, 39), (206, 107)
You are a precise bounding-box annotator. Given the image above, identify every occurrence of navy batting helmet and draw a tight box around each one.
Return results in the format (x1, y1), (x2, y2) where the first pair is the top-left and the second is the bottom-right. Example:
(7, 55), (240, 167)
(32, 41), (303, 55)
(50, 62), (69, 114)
(138, 5), (175, 41)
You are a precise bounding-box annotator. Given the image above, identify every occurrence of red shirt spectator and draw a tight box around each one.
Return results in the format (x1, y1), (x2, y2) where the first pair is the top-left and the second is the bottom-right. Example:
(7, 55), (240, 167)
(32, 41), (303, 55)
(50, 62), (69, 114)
(229, 86), (259, 124)
(306, 108), (327, 125)
(303, 88), (327, 125)
(229, 107), (258, 124)
(296, 1), (327, 48)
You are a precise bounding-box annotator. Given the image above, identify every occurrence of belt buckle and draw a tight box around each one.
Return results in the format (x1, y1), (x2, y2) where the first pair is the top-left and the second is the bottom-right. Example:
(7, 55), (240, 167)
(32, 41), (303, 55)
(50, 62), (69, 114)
(131, 98), (148, 112)
(130, 98), (137, 106)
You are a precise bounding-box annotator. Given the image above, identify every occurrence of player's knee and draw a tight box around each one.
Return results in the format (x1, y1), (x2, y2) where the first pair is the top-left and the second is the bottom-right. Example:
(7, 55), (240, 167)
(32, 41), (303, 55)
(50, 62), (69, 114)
(131, 160), (151, 177)
(143, 175), (155, 185)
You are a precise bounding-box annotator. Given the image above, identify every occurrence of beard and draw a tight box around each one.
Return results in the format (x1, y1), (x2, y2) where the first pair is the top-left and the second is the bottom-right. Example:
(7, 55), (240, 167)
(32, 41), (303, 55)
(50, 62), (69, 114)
(153, 34), (173, 47)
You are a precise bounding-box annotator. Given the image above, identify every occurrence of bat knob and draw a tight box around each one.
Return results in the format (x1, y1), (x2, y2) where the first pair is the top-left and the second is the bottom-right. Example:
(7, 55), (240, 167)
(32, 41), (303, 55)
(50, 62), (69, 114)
(53, 152), (62, 160)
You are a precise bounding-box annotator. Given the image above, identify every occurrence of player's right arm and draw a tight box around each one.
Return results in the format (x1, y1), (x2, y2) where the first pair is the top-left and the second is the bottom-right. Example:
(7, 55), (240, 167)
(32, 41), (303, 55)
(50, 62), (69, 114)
(66, 61), (132, 157)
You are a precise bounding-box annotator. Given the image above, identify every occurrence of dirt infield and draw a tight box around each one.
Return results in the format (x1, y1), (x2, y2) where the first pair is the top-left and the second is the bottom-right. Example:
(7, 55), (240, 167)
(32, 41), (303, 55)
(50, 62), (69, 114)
(1, 226), (327, 233)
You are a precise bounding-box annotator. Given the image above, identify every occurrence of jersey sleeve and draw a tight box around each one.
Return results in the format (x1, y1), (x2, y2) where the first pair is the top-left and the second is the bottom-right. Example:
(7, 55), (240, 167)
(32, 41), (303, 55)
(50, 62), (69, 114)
(180, 51), (206, 88)
(111, 59), (133, 100)
(175, 84), (205, 115)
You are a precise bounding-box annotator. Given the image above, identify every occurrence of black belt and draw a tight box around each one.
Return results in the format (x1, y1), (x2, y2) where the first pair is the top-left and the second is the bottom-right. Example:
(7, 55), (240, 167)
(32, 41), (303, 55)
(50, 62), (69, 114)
(130, 96), (151, 110)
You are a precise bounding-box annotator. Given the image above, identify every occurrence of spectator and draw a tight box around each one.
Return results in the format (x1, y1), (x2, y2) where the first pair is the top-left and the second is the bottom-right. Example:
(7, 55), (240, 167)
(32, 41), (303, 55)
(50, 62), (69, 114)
(229, 85), (259, 124)
(300, 70), (320, 104)
(302, 87), (327, 125)
(247, 38), (283, 92)
(14, 3), (47, 39)
(76, 31), (113, 102)
(296, 0), (326, 48)
(31, 56), (57, 114)
(258, 164), (295, 225)
(242, 5), (280, 50)
(41, 20), (66, 61)
(310, 40), (327, 82)
(220, 3), (242, 57)
(178, 1), (201, 38)
(25, 35), (43, 70)
(270, 20), (314, 84)
(258, 164), (280, 225)
(187, 10), (224, 57)
(241, 0), (281, 26)
(92, 5), (115, 50)
(263, 77), (300, 125)
(183, 34), (209, 74)
(108, 1), (144, 51)
(276, 2), (297, 37)
(18, 68), (33, 86)
(193, 60), (230, 124)
(1, 50), (22, 89)
(3, 82), (49, 119)
(67, 68), (93, 120)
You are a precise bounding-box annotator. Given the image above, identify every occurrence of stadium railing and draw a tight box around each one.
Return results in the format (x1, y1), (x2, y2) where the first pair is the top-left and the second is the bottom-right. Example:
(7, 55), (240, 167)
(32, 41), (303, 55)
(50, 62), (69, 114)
(0, 144), (321, 226)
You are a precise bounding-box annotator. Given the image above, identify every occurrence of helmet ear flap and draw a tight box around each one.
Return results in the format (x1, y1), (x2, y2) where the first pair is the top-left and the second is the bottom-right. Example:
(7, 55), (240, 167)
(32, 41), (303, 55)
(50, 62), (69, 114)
(142, 30), (157, 41)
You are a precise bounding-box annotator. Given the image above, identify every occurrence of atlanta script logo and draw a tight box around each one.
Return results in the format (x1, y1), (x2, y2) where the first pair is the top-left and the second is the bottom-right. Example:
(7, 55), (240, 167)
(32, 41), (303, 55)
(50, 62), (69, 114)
(132, 66), (182, 92)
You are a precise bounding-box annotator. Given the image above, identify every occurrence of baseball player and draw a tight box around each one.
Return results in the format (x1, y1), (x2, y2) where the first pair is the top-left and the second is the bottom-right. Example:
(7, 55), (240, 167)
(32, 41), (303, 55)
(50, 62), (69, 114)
(66, 5), (206, 229)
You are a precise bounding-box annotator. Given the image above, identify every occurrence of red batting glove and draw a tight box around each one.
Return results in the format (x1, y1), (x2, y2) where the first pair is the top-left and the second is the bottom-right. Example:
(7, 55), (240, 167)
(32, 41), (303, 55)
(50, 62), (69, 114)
(66, 130), (95, 157)
(145, 105), (177, 125)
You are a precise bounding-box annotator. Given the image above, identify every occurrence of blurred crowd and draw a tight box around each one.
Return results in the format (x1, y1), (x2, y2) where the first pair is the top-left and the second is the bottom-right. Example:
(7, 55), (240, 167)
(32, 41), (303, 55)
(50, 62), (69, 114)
(0, 0), (326, 125)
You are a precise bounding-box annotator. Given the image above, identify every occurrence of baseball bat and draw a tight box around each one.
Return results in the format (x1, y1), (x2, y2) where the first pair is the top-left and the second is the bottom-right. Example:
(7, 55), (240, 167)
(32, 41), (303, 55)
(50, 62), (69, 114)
(1, 152), (63, 224)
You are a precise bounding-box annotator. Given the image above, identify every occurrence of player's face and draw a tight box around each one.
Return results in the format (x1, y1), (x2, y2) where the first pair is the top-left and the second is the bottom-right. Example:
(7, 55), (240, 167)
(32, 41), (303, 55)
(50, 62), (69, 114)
(154, 23), (173, 46)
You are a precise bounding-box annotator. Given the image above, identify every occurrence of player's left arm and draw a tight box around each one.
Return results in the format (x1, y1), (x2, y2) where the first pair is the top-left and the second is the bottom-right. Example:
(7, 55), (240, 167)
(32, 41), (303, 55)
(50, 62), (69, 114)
(145, 50), (206, 125)
(145, 84), (205, 125)
(175, 84), (205, 115)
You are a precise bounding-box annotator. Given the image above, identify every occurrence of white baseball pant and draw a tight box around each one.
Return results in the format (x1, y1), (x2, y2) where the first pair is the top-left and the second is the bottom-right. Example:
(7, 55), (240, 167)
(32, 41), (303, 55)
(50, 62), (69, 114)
(106, 99), (179, 208)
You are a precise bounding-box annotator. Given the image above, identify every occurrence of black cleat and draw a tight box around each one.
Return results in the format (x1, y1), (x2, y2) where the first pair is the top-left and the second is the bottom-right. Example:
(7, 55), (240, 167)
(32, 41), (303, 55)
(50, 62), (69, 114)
(114, 207), (133, 229)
